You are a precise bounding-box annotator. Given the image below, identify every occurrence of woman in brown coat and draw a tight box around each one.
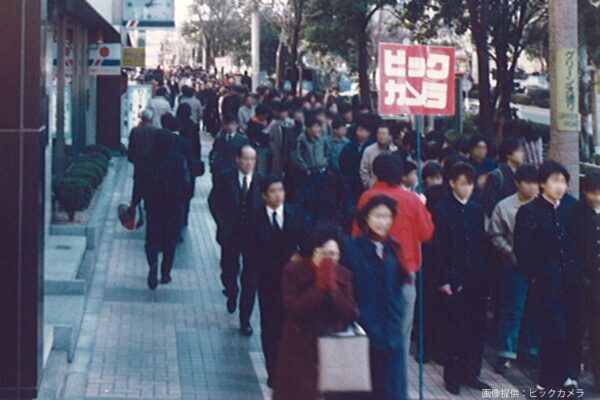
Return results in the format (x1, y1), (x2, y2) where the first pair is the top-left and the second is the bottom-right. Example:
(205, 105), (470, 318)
(273, 224), (358, 400)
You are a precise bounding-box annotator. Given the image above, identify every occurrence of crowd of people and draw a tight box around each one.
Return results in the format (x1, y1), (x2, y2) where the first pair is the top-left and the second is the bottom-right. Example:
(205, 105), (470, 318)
(126, 66), (600, 399)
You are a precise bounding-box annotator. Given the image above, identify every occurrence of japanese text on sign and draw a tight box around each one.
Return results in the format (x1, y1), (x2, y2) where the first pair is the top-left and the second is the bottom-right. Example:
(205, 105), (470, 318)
(555, 48), (580, 131)
(378, 43), (455, 116)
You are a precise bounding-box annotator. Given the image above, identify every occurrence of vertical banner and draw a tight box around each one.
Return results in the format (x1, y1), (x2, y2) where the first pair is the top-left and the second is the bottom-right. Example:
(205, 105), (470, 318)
(555, 48), (580, 131)
(378, 43), (456, 116)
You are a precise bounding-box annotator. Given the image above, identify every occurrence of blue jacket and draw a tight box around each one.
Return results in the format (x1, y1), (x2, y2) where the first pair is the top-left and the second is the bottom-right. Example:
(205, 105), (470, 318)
(342, 235), (406, 351)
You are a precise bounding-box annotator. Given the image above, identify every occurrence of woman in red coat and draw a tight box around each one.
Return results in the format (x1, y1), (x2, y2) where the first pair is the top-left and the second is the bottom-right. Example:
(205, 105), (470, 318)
(273, 224), (359, 400)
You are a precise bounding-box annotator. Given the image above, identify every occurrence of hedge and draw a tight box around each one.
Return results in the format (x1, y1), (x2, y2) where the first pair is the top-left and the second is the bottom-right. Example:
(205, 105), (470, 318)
(53, 146), (110, 220)
(53, 177), (94, 220)
(84, 144), (112, 159)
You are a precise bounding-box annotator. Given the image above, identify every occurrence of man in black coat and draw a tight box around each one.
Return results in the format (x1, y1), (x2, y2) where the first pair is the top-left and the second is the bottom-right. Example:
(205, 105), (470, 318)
(574, 171), (600, 390)
(208, 145), (264, 336)
(140, 130), (189, 290)
(247, 175), (306, 388)
(128, 109), (157, 205)
(208, 114), (249, 183)
(514, 161), (585, 392)
(432, 162), (491, 395)
(338, 118), (374, 233)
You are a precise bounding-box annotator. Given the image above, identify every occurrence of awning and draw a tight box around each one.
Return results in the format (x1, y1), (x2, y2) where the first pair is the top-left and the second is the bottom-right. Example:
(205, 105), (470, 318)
(52, 0), (121, 43)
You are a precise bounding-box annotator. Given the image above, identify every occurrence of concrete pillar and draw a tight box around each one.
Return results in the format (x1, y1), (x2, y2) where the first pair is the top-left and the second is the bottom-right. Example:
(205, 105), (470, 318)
(549, 0), (580, 194)
(0, 0), (45, 398)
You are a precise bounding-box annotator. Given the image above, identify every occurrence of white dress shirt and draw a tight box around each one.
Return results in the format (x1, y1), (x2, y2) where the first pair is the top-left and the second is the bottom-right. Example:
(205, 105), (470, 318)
(266, 204), (284, 229)
(238, 170), (253, 190)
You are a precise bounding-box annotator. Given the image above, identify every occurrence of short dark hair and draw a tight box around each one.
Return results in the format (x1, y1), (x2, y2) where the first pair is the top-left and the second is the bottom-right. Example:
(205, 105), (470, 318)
(312, 107), (325, 116)
(302, 223), (344, 257)
(355, 195), (398, 234)
(261, 174), (285, 194)
(377, 122), (390, 132)
(514, 164), (538, 183)
(356, 116), (376, 136)
(500, 137), (523, 161)
(224, 114), (239, 124)
(255, 103), (269, 117)
(469, 134), (488, 151)
(582, 170), (600, 192)
(423, 162), (443, 180)
(403, 161), (417, 175)
(160, 113), (181, 131)
(332, 117), (346, 130)
(538, 160), (570, 184)
(449, 161), (476, 184)
(425, 141), (442, 161)
(339, 102), (352, 114)
(305, 114), (321, 128)
(373, 153), (404, 185)
(156, 86), (168, 97)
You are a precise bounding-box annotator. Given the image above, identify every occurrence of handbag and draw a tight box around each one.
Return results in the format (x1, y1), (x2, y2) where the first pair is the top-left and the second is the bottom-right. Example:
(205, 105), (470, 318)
(317, 323), (372, 393)
(118, 201), (144, 230)
(190, 159), (205, 177)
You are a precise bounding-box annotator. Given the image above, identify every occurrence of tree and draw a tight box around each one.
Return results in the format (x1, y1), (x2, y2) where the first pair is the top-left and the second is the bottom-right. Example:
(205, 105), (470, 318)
(304, 0), (396, 105)
(266, 0), (306, 92)
(403, 0), (546, 137)
(182, 0), (249, 70)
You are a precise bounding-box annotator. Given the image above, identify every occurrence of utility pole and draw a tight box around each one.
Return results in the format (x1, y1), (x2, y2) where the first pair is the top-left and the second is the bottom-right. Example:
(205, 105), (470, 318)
(549, 0), (580, 194)
(251, 0), (260, 92)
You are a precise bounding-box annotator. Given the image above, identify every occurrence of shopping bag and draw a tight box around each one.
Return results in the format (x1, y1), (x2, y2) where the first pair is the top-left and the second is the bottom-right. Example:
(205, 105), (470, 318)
(318, 323), (372, 393)
(118, 201), (143, 230)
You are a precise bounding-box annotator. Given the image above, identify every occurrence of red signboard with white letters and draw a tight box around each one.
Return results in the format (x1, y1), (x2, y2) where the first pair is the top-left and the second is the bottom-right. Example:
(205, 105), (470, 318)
(378, 43), (456, 116)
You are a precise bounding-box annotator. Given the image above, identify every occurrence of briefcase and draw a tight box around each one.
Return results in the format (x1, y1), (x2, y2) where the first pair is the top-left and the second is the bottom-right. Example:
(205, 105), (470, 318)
(317, 323), (372, 393)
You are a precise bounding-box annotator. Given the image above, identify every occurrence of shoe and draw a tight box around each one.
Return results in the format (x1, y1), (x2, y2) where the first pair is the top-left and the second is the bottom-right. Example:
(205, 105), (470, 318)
(147, 266), (158, 290)
(160, 275), (172, 284)
(266, 376), (274, 389)
(444, 381), (460, 395)
(518, 353), (539, 368)
(563, 378), (579, 390)
(494, 358), (512, 374)
(227, 296), (236, 314)
(240, 324), (253, 337)
(462, 377), (491, 390)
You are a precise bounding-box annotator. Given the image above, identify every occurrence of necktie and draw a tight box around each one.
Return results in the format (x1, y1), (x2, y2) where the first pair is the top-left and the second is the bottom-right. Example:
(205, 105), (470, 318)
(226, 134), (231, 142)
(272, 211), (281, 231)
(241, 176), (248, 197)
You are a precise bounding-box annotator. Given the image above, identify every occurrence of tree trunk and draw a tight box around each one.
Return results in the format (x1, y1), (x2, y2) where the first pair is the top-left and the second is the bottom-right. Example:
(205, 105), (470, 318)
(357, 19), (370, 109)
(275, 31), (284, 89)
(476, 44), (494, 136)
(468, 0), (494, 137)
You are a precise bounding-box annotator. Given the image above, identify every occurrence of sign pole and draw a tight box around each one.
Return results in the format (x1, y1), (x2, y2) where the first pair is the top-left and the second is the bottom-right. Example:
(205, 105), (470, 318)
(415, 114), (424, 400)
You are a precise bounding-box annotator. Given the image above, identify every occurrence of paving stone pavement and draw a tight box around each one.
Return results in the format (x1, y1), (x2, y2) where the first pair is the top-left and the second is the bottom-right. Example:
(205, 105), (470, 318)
(61, 136), (597, 400)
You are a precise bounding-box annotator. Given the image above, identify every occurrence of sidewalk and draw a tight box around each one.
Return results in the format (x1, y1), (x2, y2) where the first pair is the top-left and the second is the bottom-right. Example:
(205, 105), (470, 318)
(60, 135), (589, 400)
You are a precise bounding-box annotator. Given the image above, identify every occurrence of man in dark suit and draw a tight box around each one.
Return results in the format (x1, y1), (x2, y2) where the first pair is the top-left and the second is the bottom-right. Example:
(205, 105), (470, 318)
(208, 145), (264, 336)
(208, 114), (249, 183)
(247, 174), (306, 388)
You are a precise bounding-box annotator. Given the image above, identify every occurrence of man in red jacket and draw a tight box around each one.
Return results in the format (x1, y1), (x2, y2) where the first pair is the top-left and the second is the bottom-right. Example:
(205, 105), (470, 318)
(352, 153), (434, 275)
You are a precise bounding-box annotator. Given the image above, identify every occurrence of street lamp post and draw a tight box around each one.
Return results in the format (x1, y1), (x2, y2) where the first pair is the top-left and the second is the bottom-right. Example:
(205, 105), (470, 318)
(251, 0), (260, 92)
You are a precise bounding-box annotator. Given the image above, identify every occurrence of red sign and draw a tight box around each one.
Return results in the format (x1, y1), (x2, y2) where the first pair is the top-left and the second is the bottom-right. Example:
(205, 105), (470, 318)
(378, 43), (456, 116)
